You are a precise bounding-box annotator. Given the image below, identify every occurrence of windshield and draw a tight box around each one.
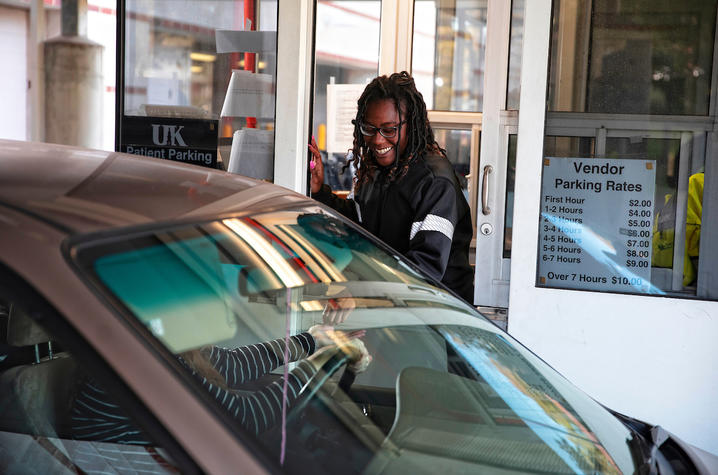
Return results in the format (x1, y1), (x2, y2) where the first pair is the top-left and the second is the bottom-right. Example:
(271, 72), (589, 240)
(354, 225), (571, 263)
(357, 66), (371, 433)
(77, 205), (637, 474)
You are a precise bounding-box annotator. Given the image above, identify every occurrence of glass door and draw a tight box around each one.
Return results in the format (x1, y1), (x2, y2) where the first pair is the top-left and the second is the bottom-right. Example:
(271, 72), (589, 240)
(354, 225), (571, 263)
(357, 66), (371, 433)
(309, 0), (526, 307)
(468, 0), (525, 308)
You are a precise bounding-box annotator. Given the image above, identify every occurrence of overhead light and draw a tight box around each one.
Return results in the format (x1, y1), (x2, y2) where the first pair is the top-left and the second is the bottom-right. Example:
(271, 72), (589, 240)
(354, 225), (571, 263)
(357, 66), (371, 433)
(190, 65), (203, 73)
(300, 300), (324, 312)
(190, 52), (216, 63)
(162, 35), (194, 48)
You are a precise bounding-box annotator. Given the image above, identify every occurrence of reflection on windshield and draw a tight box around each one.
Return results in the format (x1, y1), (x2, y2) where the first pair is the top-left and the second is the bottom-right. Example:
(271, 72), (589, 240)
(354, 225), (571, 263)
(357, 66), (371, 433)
(543, 213), (665, 295)
(81, 208), (637, 475)
(91, 210), (437, 352)
(440, 326), (621, 474)
(221, 212), (427, 296)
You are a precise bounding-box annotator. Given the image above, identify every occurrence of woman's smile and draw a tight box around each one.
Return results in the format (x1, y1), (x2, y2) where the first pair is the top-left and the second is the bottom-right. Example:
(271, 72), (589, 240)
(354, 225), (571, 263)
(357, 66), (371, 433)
(363, 98), (408, 167)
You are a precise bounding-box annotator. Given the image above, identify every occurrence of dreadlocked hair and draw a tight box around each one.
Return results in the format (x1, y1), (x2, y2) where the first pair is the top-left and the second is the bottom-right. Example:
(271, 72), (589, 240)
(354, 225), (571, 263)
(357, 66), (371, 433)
(343, 71), (446, 190)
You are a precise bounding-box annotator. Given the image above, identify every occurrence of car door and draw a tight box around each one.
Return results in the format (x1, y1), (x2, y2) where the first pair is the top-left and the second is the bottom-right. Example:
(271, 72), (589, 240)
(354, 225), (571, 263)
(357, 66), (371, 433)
(0, 207), (269, 474)
(0, 288), (192, 473)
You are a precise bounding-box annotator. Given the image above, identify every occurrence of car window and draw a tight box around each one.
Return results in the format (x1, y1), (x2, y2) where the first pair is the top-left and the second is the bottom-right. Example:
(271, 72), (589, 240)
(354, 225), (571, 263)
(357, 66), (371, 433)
(0, 298), (179, 474)
(75, 206), (640, 474)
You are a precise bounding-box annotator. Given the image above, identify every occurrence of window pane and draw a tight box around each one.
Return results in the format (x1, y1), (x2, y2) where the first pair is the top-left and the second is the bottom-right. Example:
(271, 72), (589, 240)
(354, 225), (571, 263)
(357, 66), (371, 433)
(125, 0), (277, 118)
(540, 1), (713, 300)
(412, 0), (488, 112)
(502, 134), (517, 258)
(433, 128), (471, 201)
(604, 137), (699, 291)
(544, 136), (596, 158)
(548, 0), (717, 115)
(0, 300), (178, 472)
(312, 0), (381, 192)
(536, 137), (702, 297)
(123, 0), (278, 174)
(506, 0), (526, 110)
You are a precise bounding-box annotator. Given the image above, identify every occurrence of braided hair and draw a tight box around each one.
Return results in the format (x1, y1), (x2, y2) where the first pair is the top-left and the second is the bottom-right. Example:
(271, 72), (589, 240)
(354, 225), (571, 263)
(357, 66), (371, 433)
(345, 71), (446, 190)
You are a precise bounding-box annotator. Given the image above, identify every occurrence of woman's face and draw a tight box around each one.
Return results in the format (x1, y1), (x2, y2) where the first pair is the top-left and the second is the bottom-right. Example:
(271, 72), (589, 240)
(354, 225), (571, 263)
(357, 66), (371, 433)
(362, 98), (409, 167)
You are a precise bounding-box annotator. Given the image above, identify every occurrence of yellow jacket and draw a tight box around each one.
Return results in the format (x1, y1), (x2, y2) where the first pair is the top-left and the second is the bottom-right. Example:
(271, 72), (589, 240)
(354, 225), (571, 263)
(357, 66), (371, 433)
(652, 172), (703, 286)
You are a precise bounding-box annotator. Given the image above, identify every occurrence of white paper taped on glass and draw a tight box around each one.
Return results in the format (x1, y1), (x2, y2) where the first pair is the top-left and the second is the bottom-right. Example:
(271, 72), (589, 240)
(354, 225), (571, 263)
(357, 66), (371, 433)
(221, 70), (275, 119)
(228, 128), (274, 181)
(326, 83), (366, 155)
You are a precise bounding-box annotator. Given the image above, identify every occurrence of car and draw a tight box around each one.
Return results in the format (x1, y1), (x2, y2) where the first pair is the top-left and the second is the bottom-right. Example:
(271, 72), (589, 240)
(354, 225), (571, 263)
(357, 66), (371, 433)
(0, 139), (716, 474)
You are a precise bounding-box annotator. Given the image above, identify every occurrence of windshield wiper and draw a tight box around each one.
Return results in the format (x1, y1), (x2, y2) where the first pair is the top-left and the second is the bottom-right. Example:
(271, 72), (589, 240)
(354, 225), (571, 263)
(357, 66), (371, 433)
(615, 410), (698, 474)
(609, 409), (660, 473)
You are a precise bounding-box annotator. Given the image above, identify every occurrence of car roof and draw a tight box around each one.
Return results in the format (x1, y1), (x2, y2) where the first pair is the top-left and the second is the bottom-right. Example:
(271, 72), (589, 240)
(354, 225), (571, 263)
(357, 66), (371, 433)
(0, 140), (309, 234)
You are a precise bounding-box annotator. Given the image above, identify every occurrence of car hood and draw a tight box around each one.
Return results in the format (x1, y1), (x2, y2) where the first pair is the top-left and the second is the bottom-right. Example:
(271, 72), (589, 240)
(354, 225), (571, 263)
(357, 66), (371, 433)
(0, 140), (308, 233)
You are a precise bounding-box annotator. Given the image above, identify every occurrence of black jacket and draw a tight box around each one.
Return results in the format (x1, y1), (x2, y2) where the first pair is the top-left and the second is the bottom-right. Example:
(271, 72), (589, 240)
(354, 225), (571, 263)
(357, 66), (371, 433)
(313, 153), (474, 303)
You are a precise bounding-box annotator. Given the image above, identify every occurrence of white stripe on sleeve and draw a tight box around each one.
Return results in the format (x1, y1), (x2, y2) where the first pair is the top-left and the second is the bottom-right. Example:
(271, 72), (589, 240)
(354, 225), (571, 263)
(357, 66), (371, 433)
(409, 214), (454, 241)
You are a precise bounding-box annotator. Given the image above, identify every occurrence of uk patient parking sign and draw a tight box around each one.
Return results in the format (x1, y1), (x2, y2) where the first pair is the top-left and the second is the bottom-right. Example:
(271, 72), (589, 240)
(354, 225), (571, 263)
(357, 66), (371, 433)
(537, 157), (658, 294)
(121, 116), (219, 169)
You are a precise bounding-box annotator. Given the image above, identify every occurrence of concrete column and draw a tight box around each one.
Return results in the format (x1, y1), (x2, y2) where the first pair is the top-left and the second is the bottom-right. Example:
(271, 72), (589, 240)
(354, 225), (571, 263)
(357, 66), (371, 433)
(43, 0), (103, 148)
(61, 0), (88, 37)
(28, 0), (46, 141)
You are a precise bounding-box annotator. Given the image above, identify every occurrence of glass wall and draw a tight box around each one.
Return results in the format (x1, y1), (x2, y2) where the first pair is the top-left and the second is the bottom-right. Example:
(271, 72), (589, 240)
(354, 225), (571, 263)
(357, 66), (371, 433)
(311, 0), (381, 193)
(537, 0), (715, 299)
(122, 0), (278, 177)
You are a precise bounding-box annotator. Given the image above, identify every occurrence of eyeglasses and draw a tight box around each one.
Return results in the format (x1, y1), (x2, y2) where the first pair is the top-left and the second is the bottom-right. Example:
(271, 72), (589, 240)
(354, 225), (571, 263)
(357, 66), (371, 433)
(359, 120), (407, 139)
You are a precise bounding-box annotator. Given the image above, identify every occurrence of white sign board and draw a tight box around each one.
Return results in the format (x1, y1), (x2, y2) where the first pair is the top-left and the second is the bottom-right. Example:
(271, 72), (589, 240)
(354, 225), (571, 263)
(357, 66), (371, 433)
(326, 83), (365, 155)
(537, 157), (660, 294)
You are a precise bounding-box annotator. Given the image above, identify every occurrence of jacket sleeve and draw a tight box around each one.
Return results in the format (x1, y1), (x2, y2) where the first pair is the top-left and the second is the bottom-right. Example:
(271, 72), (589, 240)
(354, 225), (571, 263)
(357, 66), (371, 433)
(194, 359), (318, 435)
(205, 332), (315, 389)
(198, 334), (320, 435)
(405, 177), (459, 282)
(312, 184), (360, 223)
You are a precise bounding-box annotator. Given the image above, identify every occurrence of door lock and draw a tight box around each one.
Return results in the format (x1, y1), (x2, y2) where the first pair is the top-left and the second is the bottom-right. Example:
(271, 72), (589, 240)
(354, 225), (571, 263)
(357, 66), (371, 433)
(480, 223), (493, 236)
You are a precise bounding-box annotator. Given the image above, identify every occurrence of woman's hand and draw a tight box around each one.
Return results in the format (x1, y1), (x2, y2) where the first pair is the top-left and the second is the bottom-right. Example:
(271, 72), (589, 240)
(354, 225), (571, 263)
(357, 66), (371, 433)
(322, 297), (356, 325)
(321, 284), (356, 325)
(345, 338), (371, 373)
(306, 338), (372, 374)
(308, 325), (366, 348)
(308, 136), (325, 194)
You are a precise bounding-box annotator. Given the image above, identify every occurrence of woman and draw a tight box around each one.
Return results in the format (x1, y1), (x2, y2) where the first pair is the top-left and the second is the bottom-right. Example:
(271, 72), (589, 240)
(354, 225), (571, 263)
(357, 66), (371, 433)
(309, 71), (474, 303)
(71, 326), (370, 443)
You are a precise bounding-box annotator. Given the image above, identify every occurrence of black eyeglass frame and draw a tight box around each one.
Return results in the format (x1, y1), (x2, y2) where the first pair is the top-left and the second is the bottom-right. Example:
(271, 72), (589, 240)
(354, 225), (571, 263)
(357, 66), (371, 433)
(359, 120), (407, 138)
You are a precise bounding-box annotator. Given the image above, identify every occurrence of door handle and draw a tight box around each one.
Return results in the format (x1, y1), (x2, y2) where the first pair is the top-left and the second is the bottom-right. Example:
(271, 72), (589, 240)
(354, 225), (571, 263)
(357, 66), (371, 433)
(481, 165), (493, 215)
